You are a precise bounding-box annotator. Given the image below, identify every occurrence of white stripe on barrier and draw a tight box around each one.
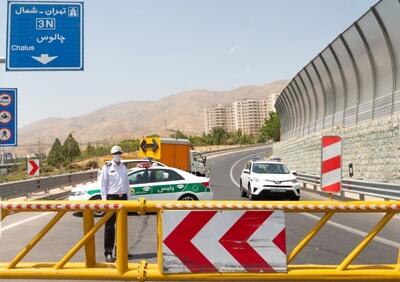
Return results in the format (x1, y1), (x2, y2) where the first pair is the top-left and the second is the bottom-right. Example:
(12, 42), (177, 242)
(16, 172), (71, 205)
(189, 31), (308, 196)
(192, 210), (246, 272)
(321, 168), (341, 187)
(2, 202), (400, 212)
(155, 202), (400, 211)
(251, 211), (286, 272)
(0, 203), (122, 210)
(322, 141), (341, 161)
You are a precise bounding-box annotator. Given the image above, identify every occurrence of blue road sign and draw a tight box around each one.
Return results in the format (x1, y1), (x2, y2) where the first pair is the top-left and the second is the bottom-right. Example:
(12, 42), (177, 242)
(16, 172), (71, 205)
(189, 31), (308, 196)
(6, 1), (84, 71)
(0, 89), (17, 147)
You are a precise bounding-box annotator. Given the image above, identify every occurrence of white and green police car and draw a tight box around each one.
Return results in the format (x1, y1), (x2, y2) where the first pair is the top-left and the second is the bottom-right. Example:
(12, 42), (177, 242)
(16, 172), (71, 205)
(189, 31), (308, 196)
(69, 166), (213, 202)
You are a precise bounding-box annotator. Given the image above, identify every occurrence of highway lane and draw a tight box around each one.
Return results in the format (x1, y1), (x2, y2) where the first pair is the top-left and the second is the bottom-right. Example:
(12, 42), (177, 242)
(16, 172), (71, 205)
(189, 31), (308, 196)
(0, 146), (271, 282)
(207, 145), (271, 200)
(211, 146), (400, 265)
(0, 145), (399, 281)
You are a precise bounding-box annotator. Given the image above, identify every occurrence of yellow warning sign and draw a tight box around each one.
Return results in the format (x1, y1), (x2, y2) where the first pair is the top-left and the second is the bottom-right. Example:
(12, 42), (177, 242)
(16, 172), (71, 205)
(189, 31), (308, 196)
(138, 137), (161, 160)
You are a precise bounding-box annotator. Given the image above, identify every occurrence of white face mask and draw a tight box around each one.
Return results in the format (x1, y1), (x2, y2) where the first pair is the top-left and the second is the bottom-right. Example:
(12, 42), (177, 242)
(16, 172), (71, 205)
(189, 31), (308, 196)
(112, 154), (122, 163)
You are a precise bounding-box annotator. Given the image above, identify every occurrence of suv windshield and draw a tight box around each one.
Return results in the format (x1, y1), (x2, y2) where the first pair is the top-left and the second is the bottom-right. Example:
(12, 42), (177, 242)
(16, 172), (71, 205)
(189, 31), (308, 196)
(252, 163), (290, 174)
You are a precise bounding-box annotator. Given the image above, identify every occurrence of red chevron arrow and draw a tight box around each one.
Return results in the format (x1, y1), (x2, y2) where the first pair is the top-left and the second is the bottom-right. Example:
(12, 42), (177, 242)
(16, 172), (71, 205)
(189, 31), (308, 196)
(219, 211), (273, 272)
(273, 227), (286, 254)
(163, 211), (217, 272)
(28, 159), (40, 176)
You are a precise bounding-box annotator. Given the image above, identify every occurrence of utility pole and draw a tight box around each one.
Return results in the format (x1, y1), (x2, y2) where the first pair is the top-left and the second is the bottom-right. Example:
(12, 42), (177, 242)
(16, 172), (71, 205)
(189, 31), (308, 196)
(0, 57), (4, 165)
(0, 58), (5, 181)
(38, 137), (42, 162)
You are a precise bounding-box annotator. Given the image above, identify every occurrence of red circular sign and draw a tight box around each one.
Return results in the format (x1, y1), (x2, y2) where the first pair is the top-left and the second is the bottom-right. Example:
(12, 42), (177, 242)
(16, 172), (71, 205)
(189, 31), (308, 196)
(0, 94), (12, 107)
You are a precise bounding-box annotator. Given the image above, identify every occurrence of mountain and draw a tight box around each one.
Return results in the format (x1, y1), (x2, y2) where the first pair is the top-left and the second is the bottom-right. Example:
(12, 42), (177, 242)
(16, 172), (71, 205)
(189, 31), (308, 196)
(17, 80), (287, 153)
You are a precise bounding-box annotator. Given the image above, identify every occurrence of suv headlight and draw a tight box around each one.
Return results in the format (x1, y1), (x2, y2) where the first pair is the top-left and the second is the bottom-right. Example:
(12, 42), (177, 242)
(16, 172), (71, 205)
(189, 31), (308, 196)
(251, 177), (260, 182)
(290, 179), (298, 183)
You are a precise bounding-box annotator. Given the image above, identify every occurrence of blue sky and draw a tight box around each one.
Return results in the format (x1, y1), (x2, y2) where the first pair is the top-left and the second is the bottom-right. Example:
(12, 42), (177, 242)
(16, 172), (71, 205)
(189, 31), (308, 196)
(0, 0), (377, 127)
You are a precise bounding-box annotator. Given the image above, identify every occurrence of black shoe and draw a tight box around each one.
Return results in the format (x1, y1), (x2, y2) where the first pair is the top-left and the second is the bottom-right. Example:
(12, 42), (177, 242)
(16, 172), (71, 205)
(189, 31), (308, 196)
(105, 254), (115, 263)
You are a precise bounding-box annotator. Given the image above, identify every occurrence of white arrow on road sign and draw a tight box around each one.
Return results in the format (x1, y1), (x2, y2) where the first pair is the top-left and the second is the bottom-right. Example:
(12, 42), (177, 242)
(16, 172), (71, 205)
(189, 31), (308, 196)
(31, 54), (58, 65)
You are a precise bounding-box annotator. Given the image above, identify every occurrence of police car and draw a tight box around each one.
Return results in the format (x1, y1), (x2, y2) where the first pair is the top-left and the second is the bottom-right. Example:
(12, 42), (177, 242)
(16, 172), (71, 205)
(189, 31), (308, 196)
(69, 165), (213, 203)
(240, 159), (300, 200)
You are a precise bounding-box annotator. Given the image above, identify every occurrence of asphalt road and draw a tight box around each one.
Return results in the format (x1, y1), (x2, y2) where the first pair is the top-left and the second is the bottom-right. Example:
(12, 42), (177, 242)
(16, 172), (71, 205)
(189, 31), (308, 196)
(1, 145), (399, 281)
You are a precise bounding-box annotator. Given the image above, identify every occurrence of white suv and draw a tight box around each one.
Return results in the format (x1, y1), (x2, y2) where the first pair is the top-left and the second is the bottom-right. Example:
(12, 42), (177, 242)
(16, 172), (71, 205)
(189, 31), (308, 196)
(239, 159), (300, 200)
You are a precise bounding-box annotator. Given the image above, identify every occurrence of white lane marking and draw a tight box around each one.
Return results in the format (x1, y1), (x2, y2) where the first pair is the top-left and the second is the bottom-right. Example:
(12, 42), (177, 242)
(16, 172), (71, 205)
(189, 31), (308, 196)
(207, 145), (272, 159)
(302, 213), (400, 249)
(0, 212), (52, 234)
(229, 154), (254, 188)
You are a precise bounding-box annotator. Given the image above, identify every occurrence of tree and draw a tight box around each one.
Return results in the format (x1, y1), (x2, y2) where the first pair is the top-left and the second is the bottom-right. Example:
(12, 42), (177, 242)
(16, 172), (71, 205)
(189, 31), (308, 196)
(228, 130), (243, 144)
(147, 134), (160, 138)
(260, 112), (281, 142)
(47, 138), (64, 167)
(188, 135), (203, 146)
(239, 133), (254, 144)
(63, 133), (81, 163)
(211, 127), (229, 145)
(119, 139), (140, 152)
(85, 143), (95, 156)
(169, 130), (188, 139)
(94, 145), (111, 157)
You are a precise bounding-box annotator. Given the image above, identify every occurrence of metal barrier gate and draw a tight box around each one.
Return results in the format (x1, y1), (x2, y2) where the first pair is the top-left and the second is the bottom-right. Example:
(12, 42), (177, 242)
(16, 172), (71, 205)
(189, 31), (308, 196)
(1, 199), (400, 281)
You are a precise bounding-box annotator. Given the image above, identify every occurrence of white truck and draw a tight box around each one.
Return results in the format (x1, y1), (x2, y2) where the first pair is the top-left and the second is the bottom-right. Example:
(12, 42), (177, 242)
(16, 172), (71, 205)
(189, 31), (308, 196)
(159, 138), (207, 176)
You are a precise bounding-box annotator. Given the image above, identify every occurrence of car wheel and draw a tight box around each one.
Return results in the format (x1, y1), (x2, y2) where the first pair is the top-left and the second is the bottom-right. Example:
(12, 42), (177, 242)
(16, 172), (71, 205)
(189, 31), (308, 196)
(247, 184), (256, 201)
(240, 180), (247, 197)
(178, 194), (198, 201)
(90, 195), (105, 217)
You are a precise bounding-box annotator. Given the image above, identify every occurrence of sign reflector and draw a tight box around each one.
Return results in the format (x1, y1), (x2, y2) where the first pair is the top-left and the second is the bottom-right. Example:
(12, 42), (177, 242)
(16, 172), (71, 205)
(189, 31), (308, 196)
(0, 89), (17, 147)
(321, 135), (342, 193)
(27, 159), (40, 177)
(138, 137), (161, 160)
(162, 210), (286, 273)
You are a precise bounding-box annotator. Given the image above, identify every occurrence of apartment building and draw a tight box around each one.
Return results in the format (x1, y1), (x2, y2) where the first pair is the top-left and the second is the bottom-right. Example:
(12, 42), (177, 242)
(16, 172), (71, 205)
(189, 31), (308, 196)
(203, 105), (230, 134)
(203, 94), (278, 135)
(225, 106), (235, 132)
(233, 100), (263, 135)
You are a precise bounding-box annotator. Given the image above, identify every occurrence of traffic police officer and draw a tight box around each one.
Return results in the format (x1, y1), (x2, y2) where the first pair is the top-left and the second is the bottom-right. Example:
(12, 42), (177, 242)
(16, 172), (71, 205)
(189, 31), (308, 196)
(100, 145), (129, 262)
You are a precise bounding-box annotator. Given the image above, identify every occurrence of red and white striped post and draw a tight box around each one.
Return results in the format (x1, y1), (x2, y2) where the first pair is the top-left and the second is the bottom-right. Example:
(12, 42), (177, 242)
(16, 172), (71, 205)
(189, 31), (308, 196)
(321, 136), (342, 195)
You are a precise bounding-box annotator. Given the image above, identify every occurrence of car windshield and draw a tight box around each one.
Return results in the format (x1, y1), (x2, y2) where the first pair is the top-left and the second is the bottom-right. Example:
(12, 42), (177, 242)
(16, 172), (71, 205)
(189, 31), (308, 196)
(252, 163), (290, 174)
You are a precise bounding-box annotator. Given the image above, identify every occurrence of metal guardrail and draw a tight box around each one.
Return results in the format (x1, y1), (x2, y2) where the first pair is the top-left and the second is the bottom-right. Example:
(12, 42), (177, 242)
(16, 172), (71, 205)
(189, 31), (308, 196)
(0, 145), (270, 200)
(0, 170), (98, 199)
(201, 143), (271, 156)
(297, 172), (400, 200)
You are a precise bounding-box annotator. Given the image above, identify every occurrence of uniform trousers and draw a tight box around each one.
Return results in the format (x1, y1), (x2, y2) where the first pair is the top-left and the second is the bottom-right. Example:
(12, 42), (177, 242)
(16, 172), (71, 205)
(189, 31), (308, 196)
(104, 194), (127, 256)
